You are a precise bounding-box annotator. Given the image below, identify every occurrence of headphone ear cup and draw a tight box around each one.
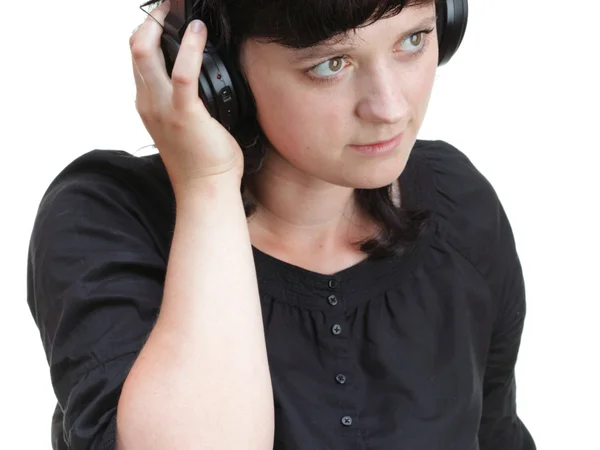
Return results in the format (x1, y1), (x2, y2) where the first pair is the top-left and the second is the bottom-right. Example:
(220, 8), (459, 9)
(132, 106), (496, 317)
(437, 0), (469, 66)
(161, 12), (243, 130)
(199, 44), (240, 129)
(198, 64), (218, 119)
(198, 44), (256, 132)
(160, 32), (178, 79)
(220, 51), (255, 123)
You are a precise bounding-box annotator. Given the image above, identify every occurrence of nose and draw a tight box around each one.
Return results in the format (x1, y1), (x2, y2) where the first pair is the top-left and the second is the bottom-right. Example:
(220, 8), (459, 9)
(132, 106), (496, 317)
(355, 64), (409, 125)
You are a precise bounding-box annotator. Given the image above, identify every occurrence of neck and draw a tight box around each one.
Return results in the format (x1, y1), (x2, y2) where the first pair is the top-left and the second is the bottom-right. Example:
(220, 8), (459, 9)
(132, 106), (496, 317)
(245, 152), (374, 254)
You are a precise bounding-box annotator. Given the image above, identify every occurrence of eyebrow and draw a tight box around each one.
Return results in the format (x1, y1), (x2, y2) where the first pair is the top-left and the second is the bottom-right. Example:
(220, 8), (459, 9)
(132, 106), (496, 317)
(290, 15), (437, 63)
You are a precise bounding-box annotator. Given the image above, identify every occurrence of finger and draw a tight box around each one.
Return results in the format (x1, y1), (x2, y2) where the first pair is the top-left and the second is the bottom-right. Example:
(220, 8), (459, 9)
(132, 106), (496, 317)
(131, 54), (148, 109)
(131, 52), (147, 89)
(129, 24), (142, 48)
(171, 20), (209, 115)
(130, 0), (172, 94)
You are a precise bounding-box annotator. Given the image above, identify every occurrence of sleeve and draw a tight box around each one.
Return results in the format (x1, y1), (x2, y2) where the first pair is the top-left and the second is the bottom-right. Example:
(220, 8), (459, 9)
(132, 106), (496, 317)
(420, 140), (536, 449)
(476, 198), (536, 449)
(27, 162), (169, 449)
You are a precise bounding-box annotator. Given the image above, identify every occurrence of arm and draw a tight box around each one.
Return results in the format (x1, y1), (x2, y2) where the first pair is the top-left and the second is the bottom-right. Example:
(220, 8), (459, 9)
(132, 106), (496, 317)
(117, 175), (274, 449)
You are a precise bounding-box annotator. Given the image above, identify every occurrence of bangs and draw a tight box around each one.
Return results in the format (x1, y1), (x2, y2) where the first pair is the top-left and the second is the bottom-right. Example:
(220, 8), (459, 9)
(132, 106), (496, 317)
(196, 0), (435, 50)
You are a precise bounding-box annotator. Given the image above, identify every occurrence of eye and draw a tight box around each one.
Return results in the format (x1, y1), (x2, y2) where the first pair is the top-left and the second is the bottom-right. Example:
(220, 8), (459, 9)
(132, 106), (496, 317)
(310, 56), (348, 78)
(399, 31), (430, 53)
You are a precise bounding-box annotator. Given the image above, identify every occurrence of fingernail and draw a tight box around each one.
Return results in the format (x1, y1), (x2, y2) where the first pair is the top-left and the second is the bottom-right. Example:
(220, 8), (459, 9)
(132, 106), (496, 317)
(190, 20), (205, 33)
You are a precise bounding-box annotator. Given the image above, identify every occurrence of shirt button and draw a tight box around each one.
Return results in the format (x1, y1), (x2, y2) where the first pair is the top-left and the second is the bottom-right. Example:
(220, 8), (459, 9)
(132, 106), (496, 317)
(332, 324), (342, 335)
(328, 279), (338, 289)
(335, 373), (347, 384)
(327, 294), (338, 306)
(341, 416), (353, 426)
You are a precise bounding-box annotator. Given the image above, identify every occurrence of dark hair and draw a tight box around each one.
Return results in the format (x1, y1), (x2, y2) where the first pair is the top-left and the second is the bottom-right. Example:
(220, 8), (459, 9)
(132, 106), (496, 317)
(140, 0), (434, 259)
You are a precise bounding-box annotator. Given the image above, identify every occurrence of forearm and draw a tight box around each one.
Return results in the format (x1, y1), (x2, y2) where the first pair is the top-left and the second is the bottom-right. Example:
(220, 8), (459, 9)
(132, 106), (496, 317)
(117, 177), (274, 449)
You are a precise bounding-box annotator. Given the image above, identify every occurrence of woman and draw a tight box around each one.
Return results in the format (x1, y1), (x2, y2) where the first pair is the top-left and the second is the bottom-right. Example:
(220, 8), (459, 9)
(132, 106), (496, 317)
(26, 0), (536, 448)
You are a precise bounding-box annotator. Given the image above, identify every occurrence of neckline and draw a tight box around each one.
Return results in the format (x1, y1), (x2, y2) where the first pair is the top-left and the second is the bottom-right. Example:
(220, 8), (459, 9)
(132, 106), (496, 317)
(252, 142), (437, 311)
(251, 243), (373, 279)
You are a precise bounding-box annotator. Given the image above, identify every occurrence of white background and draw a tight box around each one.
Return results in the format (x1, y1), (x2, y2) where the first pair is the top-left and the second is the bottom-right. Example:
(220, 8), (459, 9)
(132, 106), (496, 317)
(1, 0), (599, 448)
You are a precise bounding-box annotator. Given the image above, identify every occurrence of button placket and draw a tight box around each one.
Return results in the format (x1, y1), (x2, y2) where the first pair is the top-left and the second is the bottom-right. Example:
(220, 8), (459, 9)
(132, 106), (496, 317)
(324, 278), (357, 432)
(327, 281), (343, 336)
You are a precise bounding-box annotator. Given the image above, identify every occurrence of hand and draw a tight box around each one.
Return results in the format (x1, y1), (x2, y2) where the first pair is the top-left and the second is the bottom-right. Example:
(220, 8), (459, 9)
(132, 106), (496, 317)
(130, 0), (244, 192)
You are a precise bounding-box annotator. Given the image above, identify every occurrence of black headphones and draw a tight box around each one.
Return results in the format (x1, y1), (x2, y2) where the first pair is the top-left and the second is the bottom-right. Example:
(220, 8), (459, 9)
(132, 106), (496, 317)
(160, 0), (468, 131)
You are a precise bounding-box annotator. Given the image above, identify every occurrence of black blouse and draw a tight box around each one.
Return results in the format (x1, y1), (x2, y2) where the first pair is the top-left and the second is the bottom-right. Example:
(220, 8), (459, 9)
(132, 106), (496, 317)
(27, 139), (536, 450)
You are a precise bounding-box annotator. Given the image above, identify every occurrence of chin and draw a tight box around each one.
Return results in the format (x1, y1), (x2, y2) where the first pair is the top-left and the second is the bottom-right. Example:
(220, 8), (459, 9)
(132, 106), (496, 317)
(350, 173), (402, 190)
(333, 162), (407, 190)
(345, 147), (412, 189)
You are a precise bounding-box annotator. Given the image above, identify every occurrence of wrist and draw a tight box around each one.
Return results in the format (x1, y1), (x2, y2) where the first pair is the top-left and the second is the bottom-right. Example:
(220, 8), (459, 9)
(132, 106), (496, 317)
(172, 173), (243, 207)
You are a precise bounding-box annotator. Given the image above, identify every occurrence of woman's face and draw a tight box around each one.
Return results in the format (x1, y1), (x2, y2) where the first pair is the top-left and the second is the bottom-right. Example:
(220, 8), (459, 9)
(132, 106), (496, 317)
(239, 3), (438, 189)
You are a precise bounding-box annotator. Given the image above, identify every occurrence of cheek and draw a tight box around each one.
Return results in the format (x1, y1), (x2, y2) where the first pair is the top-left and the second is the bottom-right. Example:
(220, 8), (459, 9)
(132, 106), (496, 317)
(252, 78), (346, 155)
(404, 60), (437, 120)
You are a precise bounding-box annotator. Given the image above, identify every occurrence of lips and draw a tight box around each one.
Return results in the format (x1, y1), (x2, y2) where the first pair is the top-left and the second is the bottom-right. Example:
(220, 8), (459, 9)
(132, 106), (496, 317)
(349, 133), (404, 156)
(354, 134), (404, 147)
